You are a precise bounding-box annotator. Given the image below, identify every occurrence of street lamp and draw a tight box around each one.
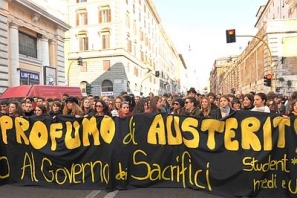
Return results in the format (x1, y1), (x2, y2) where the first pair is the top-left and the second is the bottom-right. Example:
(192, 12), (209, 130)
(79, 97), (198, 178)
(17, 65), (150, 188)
(67, 57), (82, 86)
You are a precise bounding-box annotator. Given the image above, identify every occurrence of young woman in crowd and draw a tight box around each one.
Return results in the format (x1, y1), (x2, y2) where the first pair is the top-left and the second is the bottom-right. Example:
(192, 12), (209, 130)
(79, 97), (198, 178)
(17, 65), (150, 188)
(267, 98), (279, 113)
(111, 96), (122, 117)
(144, 99), (150, 113)
(8, 101), (23, 117)
(149, 96), (163, 114)
(287, 99), (297, 116)
(119, 101), (131, 118)
(80, 97), (93, 116)
(92, 99), (111, 117)
(183, 96), (200, 116)
(251, 93), (270, 113)
(62, 97), (84, 117)
(34, 104), (47, 117)
(42, 101), (50, 115)
(132, 98), (146, 114)
(49, 101), (63, 119)
(242, 94), (254, 110)
(198, 96), (212, 117)
(231, 98), (241, 111)
(211, 95), (235, 119)
(171, 98), (185, 115)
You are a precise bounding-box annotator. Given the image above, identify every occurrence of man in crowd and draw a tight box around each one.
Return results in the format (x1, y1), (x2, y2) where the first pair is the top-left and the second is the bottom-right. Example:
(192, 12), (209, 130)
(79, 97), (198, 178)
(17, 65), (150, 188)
(0, 100), (9, 116)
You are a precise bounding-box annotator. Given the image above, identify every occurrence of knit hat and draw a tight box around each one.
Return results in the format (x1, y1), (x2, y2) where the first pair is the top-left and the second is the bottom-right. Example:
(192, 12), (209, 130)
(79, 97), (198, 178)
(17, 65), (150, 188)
(174, 98), (185, 107)
(65, 96), (78, 105)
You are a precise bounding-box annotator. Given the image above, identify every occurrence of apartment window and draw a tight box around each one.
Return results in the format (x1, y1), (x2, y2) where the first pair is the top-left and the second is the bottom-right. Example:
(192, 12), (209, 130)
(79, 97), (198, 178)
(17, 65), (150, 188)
(77, 0), (87, 3)
(99, 6), (111, 23)
(19, 32), (37, 58)
(102, 80), (113, 92)
(100, 28), (110, 49)
(103, 60), (110, 71)
(78, 31), (88, 51)
(76, 9), (88, 26)
(80, 61), (87, 72)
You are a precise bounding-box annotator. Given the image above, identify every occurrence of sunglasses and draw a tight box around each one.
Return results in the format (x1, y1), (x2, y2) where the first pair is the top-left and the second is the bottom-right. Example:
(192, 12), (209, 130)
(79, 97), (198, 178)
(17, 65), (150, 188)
(173, 103), (179, 105)
(185, 101), (191, 104)
(96, 105), (103, 108)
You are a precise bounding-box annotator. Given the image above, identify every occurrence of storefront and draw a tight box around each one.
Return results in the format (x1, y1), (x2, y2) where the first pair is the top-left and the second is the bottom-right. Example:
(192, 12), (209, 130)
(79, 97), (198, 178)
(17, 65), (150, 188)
(19, 70), (40, 85)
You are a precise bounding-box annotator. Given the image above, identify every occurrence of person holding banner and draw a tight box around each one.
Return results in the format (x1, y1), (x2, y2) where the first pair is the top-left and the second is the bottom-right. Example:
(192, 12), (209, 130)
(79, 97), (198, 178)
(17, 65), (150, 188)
(183, 96), (200, 116)
(149, 96), (164, 114)
(197, 96), (212, 117)
(119, 101), (131, 118)
(8, 101), (23, 117)
(211, 95), (235, 119)
(34, 104), (47, 117)
(92, 99), (111, 117)
(62, 97), (84, 117)
(242, 94), (254, 111)
(80, 97), (93, 117)
(111, 96), (123, 117)
(49, 101), (62, 119)
(251, 93), (270, 113)
(171, 98), (185, 115)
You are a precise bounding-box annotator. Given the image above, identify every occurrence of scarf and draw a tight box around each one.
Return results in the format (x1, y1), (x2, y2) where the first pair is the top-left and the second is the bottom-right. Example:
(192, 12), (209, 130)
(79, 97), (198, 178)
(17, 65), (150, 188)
(220, 106), (230, 115)
(252, 106), (265, 112)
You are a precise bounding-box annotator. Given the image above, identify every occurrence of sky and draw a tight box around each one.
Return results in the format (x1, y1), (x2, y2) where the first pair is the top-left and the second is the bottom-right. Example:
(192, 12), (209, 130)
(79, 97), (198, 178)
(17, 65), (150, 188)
(153, 0), (268, 91)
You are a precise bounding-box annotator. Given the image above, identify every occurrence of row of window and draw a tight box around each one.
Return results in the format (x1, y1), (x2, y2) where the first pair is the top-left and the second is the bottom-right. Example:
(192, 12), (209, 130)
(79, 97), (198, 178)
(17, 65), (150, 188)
(76, 9), (111, 26)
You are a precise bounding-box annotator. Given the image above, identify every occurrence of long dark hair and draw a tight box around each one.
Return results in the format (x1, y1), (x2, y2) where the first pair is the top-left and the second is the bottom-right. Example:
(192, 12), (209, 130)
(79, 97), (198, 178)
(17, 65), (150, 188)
(132, 98), (146, 114)
(93, 99), (111, 116)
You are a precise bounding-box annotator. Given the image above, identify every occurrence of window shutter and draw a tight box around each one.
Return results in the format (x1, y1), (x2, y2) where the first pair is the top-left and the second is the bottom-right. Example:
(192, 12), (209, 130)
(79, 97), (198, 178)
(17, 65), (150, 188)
(84, 12), (88, 25)
(76, 13), (79, 26)
(108, 9), (111, 22)
(99, 10), (102, 23)
(85, 37), (88, 50)
(106, 35), (110, 48)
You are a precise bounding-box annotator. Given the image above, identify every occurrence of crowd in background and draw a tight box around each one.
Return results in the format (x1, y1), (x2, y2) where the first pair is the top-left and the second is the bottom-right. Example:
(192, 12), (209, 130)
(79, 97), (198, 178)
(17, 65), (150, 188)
(1, 87), (297, 120)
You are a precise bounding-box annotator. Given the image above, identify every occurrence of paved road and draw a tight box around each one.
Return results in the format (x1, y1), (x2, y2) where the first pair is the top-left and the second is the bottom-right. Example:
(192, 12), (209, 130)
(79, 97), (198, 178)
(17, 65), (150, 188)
(0, 184), (226, 198)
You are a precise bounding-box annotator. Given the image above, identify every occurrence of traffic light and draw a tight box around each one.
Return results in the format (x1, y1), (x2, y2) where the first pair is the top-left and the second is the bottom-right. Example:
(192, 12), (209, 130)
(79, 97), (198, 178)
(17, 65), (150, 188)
(77, 57), (83, 66)
(226, 29), (236, 43)
(281, 57), (286, 64)
(86, 84), (93, 94)
(155, 71), (160, 77)
(264, 74), (272, 87)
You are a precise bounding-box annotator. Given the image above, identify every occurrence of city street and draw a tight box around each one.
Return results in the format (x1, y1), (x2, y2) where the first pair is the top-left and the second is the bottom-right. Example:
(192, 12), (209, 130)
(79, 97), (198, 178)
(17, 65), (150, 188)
(0, 185), (225, 198)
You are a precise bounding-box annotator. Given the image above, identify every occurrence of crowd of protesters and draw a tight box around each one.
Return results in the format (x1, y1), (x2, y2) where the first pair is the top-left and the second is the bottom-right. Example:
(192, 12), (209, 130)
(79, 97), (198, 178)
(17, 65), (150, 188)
(0, 87), (297, 120)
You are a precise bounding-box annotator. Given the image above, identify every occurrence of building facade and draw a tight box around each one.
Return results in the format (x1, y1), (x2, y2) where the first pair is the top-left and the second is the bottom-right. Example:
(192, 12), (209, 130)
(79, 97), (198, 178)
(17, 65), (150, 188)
(210, 0), (297, 95)
(0, 0), (70, 93)
(65, 0), (184, 97)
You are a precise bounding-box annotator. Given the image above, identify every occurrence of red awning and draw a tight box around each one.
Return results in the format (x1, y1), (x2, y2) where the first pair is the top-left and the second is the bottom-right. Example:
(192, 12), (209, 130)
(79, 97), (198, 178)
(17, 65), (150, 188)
(0, 85), (32, 100)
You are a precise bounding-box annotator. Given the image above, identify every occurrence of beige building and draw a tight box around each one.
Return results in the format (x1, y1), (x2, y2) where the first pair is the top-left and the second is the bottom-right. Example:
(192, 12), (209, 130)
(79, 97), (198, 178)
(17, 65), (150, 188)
(0, 0), (70, 93)
(210, 0), (297, 95)
(65, 0), (184, 97)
